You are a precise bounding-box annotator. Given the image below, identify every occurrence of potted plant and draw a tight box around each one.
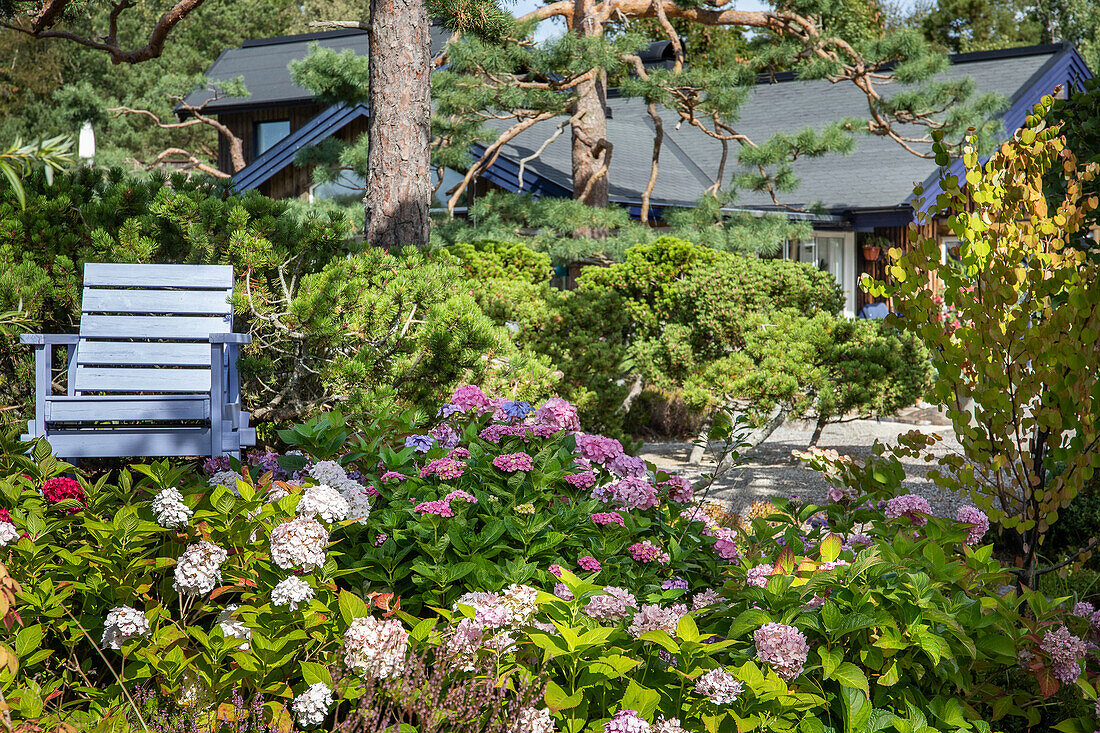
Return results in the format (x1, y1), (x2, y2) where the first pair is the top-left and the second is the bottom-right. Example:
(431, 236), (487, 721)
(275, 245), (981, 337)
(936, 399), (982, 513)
(862, 235), (888, 262)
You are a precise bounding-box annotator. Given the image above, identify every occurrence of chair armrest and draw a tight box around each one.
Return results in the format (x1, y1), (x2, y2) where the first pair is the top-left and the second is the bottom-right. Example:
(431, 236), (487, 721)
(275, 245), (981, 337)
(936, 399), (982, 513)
(209, 333), (252, 345)
(20, 334), (79, 346)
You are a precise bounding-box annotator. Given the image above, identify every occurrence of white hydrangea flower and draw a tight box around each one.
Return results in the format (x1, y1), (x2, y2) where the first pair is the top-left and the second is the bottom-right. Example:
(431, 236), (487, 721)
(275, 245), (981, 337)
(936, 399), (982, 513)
(173, 541), (228, 596)
(216, 604), (251, 650)
(296, 484), (349, 524)
(0, 523), (18, 547)
(270, 517), (329, 571)
(309, 460), (347, 486)
(338, 480), (372, 525)
(292, 682), (333, 728)
(343, 616), (409, 679)
(272, 576), (315, 611)
(208, 470), (242, 491)
(152, 487), (192, 529)
(268, 483), (291, 502)
(512, 707), (555, 733)
(101, 605), (151, 650)
(500, 584), (539, 626)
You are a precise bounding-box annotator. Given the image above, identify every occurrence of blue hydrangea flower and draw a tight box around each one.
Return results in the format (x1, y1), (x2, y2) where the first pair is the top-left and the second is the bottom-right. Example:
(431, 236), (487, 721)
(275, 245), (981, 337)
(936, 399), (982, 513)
(502, 400), (533, 419)
(404, 434), (435, 453)
(436, 403), (463, 419)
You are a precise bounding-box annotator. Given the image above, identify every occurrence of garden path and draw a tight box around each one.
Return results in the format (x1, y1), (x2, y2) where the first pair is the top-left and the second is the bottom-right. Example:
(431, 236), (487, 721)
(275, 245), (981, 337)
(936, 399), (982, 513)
(639, 408), (967, 519)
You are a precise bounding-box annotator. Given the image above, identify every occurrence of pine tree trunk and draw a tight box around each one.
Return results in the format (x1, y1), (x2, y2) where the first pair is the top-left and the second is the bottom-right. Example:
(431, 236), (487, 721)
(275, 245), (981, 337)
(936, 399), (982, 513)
(569, 0), (610, 211)
(365, 0), (431, 249)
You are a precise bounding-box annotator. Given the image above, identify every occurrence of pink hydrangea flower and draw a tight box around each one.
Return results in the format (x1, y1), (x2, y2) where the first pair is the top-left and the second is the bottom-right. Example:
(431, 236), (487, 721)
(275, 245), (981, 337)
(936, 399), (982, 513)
(533, 397), (580, 432)
(548, 564), (564, 577)
(610, 477), (658, 511)
(42, 477), (85, 513)
(578, 556), (601, 572)
(629, 541), (668, 564)
(380, 471), (406, 484)
(710, 527), (739, 560)
(628, 603), (687, 638)
(956, 505), (989, 546)
(565, 471), (597, 490)
(592, 511), (626, 527)
(692, 588), (722, 610)
(420, 458), (466, 480)
(479, 425), (512, 444)
(554, 583), (574, 601)
(660, 476), (694, 503)
(374, 534), (387, 546)
(575, 434), (624, 465)
(451, 385), (491, 411)
(754, 623), (809, 680)
(604, 710), (650, 733)
(585, 587), (637, 622)
(1073, 601), (1095, 618)
(414, 500), (454, 517)
(1041, 625), (1088, 684)
(450, 447), (471, 460)
(492, 453), (534, 472)
(694, 668), (743, 705)
(609, 453), (647, 478)
(884, 493), (932, 526)
(827, 487), (845, 503)
(525, 424), (560, 439)
(444, 490), (477, 505)
(746, 564), (773, 588)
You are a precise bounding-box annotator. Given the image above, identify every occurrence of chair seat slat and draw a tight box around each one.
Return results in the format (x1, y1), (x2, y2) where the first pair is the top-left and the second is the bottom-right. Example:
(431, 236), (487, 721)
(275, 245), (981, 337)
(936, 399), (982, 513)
(80, 315), (230, 340)
(82, 289), (232, 316)
(83, 263), (233, 288)
(46, 396), (210, 421)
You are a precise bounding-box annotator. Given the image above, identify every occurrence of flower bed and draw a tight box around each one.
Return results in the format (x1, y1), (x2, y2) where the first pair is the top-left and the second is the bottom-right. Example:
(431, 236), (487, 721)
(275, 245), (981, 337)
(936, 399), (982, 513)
(0, 391), (1097, 731)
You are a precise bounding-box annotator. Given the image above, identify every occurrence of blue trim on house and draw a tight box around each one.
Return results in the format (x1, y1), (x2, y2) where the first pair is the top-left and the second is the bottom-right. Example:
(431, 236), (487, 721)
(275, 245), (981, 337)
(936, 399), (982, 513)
(912, 43), (1094, 213)
(231, 103), (370, 192)
(468, 143), (573, 199)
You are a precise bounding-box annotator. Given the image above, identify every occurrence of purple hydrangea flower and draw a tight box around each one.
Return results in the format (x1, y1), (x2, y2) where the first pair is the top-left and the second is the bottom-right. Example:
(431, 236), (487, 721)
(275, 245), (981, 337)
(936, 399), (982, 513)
(662, 577), (689, 591)
(404, 434), (435, 453)
(956, 504), (989, 546)
(884, 493), (932, 526)
(604, 710), (650, 733)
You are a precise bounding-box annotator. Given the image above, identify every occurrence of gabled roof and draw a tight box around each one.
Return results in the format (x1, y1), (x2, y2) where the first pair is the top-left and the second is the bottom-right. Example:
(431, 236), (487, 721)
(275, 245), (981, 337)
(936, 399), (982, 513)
(232, 103), (369, 191)
(482, 43), (1093, 221)
(181, 27), (451, 115)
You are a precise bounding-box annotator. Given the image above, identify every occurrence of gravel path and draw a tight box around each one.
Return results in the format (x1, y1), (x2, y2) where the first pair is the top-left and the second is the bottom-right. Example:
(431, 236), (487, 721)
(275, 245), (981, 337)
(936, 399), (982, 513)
(639, 413), (967, 519)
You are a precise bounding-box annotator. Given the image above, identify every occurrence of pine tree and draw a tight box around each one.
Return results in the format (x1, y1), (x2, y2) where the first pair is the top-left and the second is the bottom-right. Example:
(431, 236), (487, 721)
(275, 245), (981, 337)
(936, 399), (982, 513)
(429, 0), (1006, 217)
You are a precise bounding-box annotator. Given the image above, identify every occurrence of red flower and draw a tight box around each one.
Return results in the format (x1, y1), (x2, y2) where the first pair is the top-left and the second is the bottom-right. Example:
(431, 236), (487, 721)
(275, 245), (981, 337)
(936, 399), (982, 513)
(0, 508), (13, 525)
(42, 477), (86, 513)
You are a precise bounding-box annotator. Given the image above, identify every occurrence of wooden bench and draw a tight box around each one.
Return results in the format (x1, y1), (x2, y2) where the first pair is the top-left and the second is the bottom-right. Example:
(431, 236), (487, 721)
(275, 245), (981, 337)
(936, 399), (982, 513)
(21, 263), (256, 459)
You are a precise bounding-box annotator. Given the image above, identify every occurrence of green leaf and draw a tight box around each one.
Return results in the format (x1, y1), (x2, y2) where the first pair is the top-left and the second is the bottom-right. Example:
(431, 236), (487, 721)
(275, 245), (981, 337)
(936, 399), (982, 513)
(338, 590), (370, 626)
(840, 686), (872, 733)
(676, 614), (700, 643)
(544, 680), (582, 712)
(831, 662), (869, 698)
(300, 661), (332, 687)
(819, 533), (842, 562)
(818, 646), (842, 677)
(622, 680), (660, 718)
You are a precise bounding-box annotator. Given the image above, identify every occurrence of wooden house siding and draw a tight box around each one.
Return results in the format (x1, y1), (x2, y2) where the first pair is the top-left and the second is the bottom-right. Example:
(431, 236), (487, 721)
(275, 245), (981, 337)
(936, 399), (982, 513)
(254, 115), (368, 199)
(216, 103), (328, 174)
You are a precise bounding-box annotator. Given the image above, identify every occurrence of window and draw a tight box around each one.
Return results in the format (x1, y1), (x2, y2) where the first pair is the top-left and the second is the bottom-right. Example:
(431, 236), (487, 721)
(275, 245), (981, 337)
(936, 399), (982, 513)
(783, 231), (856, 318)
(253, 120), (290, 157)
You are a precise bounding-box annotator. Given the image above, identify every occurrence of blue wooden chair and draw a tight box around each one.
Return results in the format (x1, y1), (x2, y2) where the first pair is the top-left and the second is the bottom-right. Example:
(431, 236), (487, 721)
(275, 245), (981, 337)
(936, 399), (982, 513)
(20, 263), (256, 459)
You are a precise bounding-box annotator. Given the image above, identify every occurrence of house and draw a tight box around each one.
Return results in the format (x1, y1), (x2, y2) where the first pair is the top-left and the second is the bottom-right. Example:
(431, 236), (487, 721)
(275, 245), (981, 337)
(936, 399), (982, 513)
(187, 35), (1092, 317)
(179, 27), (451, 199)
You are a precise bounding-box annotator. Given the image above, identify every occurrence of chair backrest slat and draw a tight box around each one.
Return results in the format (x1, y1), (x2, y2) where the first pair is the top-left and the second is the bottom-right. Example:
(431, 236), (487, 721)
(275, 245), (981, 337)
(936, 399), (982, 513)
(75, 263), (234, 394)
(76, 342), (214, 367)
(83, 263), (234, 289)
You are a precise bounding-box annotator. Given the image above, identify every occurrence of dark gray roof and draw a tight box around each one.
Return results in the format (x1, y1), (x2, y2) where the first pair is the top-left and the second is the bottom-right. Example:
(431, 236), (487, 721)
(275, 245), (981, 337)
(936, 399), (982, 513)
(181, 27), (451, 114)
(486, 44), (1071, 213)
